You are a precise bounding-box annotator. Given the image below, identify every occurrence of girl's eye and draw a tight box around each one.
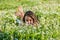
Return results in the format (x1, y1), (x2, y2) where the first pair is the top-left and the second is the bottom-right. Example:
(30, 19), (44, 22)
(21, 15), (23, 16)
(30, 20), (31, 21)
(26, 20), (28, 21)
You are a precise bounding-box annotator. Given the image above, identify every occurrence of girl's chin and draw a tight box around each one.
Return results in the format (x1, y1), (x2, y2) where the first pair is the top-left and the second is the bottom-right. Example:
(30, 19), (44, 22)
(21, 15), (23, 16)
(25, 23), (33, 26)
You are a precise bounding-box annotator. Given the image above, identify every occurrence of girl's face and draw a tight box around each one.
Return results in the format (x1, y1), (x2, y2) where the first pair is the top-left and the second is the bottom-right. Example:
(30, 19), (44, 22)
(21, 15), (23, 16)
(25, 16), (33, 25)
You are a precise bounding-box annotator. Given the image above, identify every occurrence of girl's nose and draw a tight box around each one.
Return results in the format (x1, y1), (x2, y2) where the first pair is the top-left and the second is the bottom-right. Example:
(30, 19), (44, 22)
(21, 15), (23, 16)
(28, 21), (30, 24)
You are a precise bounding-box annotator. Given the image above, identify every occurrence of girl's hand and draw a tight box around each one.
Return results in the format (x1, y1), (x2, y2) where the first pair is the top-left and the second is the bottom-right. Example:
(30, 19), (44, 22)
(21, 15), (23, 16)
(15, 6), (24, 20)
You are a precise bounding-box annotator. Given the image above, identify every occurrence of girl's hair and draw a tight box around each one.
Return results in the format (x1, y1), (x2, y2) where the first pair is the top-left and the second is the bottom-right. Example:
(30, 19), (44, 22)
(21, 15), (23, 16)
(23, 11), (38, 24)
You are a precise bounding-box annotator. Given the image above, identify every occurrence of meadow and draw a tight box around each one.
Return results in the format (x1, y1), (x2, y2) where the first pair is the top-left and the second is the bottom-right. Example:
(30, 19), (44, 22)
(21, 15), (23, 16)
(0, 0), (60, 40)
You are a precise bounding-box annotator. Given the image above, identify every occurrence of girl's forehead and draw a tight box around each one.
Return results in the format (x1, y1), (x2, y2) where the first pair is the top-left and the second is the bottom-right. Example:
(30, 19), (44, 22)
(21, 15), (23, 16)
(25, 16), (30, 18)
(25, 16), (32, 19)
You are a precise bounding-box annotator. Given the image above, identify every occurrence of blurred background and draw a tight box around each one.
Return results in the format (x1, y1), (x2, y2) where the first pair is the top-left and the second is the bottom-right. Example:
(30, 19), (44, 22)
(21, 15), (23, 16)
(0, 0), (60, 40)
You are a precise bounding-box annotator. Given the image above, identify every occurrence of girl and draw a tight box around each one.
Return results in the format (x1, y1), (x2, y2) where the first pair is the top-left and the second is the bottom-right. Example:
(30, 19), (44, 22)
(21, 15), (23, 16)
(15, 6), (38, 26)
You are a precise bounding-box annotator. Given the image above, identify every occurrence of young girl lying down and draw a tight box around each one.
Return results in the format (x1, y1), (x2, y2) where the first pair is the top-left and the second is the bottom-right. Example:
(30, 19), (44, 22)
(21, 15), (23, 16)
(15, 6), (39, 26)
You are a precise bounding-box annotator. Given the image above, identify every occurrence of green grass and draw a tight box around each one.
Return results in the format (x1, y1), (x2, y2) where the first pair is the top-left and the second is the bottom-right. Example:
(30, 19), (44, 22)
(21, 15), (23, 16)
(0, 0), (60, 40)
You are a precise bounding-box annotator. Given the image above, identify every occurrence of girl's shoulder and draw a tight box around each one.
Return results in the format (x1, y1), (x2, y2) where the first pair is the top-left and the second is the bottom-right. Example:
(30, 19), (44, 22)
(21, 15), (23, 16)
(16, 19), (23, 26)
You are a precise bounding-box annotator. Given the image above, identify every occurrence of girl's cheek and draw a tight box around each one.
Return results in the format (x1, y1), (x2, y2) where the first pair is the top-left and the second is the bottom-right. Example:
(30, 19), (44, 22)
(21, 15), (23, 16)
(25, 21), (29, 24)
(26, 22), (28, 25)
(25, 21), (30, 25)
(31, 21), (33, 24)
